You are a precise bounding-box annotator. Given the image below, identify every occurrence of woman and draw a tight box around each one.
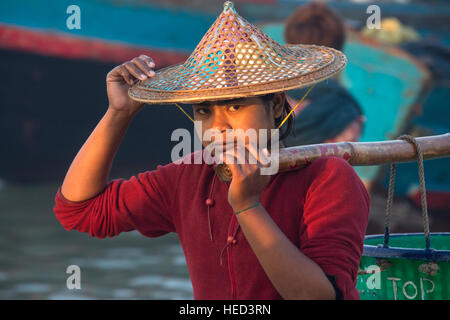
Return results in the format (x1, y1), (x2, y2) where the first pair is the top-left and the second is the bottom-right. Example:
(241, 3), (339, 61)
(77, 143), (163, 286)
(54, 2), (369, 300)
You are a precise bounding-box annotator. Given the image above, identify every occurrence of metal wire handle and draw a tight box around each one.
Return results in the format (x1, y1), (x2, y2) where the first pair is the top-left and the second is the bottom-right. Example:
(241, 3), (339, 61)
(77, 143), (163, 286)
(383, 135), (431, 250)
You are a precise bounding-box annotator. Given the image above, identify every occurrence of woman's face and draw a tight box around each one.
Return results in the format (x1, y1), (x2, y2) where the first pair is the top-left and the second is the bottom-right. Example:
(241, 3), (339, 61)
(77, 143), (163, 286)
(192, 93), (285, 149)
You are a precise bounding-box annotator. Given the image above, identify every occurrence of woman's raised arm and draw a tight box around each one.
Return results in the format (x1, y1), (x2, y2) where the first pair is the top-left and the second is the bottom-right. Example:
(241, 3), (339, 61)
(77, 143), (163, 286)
(60, 55), (155, 201)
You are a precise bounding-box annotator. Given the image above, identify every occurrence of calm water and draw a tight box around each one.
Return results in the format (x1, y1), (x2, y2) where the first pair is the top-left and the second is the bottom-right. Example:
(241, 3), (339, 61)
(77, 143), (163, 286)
(0, 181), (193, 300)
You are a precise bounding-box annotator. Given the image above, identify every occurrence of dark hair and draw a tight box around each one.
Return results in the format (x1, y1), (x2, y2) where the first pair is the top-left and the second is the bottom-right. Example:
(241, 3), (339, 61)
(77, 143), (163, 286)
(284, 2), (345, 51)
(259, 93), (294, 142)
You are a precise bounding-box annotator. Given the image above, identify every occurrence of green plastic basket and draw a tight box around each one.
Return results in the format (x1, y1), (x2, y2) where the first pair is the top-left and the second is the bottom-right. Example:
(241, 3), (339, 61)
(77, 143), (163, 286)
(357, 136), (450, 300)
(357, 233), (450, 300)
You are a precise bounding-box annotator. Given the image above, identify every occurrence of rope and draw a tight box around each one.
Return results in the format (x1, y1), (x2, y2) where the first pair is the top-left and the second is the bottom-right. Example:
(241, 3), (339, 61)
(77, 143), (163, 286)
(175, 103), (194, 123)
(272, 83), (316, 137)
(383, 134), (431, 250)
(383, 162), (396, 248)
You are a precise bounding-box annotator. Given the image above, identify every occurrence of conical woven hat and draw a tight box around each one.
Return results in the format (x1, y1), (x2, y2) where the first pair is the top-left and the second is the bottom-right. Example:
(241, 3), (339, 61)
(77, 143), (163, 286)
(129, 1), (347, 104)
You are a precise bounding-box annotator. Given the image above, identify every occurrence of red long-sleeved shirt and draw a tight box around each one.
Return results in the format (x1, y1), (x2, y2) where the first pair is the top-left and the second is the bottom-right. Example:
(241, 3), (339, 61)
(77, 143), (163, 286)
(53, 152), (369, 299)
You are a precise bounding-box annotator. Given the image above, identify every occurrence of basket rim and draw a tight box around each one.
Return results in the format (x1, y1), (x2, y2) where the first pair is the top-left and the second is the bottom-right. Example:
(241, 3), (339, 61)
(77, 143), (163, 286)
(362, 232), (450, 262)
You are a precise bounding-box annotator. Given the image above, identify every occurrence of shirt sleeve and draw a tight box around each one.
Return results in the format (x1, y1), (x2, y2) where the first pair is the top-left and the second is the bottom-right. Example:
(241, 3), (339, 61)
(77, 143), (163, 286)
(53, 162), (179, 239)
(299, 156), (370, 300)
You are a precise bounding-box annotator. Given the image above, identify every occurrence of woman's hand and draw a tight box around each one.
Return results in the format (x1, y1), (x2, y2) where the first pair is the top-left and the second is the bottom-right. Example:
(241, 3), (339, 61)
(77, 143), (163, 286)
(106, 54), (155, 118)
(221, 142), (272, 211)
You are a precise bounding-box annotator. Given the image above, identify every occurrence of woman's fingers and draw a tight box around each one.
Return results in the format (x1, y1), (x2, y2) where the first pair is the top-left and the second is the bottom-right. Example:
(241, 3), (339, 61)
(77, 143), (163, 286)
(262, 148), (271, 165)
(213, 140), (268, 169)
(106, 55), (156, 86)
(123, 61), (150, 81)
(246, 143), (271, 168)
(219, 142), (261, 179)
(140, 54), (155, 69)
(132, 56), (155, 77)
(117, 65), (135, 86)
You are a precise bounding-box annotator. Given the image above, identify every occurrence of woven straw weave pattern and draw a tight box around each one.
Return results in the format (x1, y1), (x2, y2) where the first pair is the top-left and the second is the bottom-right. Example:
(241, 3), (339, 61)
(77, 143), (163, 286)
(129, 1), (346, 104)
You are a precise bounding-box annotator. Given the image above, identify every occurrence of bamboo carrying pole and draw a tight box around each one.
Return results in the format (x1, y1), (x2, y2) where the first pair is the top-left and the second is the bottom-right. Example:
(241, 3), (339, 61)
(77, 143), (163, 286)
(214, 133), (450, 182)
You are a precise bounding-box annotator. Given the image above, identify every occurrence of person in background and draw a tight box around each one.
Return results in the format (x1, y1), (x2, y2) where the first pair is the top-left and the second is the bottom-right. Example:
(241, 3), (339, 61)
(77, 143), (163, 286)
(284, 2), (366, 147)
(285, 81), (365, 146)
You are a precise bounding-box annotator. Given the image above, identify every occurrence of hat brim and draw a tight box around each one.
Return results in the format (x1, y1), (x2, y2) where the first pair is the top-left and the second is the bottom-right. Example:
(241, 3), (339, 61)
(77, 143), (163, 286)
(128, 44), (347, 105)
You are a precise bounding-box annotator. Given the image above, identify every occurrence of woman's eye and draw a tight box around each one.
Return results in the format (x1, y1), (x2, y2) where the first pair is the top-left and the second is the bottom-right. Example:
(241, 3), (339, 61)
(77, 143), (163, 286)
(229, 105), (241, 112)
(195, 108), (209, 115)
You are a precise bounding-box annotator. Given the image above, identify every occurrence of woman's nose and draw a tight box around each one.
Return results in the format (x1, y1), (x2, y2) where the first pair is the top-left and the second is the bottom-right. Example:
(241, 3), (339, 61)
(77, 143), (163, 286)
(211, 110), (231, 133)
